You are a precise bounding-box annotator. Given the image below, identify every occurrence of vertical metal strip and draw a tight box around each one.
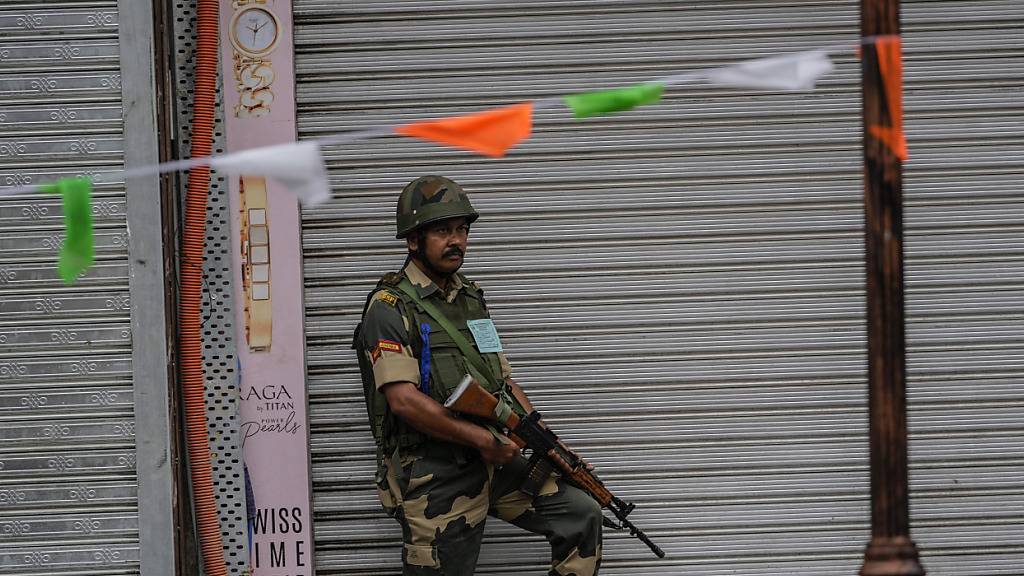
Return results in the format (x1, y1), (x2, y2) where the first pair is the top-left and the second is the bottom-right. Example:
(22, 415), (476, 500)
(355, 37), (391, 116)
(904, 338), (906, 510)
(119, 0), (179, 574)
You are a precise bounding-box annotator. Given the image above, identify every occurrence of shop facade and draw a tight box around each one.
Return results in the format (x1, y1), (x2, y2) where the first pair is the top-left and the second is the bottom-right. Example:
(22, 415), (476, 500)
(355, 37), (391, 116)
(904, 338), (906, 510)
(2, 1), (1022, 575)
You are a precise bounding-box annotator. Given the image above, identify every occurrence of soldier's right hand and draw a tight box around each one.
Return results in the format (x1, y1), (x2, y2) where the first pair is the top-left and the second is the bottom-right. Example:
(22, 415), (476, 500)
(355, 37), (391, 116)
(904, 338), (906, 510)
(478, 433), (519, 465)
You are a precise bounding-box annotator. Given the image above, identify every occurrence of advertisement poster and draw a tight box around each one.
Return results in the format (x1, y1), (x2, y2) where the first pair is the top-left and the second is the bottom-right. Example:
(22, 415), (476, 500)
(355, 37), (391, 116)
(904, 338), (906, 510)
(219, 1), (314, 574)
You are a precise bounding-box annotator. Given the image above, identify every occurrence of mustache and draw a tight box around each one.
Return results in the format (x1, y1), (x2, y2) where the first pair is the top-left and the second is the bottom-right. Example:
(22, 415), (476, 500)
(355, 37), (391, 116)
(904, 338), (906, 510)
(442, 247), (464, 258)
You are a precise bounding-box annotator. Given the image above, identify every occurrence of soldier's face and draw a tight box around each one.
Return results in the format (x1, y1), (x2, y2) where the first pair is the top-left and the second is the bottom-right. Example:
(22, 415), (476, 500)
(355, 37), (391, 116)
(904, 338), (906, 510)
(408, 217), (470, 276)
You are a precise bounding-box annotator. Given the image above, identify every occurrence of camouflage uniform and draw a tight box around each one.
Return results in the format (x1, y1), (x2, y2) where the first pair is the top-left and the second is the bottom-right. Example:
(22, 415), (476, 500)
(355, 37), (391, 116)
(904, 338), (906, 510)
(359, 261), (603, 576)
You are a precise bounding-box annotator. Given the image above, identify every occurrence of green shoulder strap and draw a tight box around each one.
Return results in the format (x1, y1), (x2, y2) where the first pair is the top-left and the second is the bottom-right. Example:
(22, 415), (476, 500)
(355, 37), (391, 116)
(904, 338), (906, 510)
(393, 278), (501, 389)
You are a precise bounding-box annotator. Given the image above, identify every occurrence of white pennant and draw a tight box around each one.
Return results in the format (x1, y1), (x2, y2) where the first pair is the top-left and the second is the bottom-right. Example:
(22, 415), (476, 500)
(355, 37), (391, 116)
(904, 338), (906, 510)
(703, 50), (835, 91)
(210, 141), (331, 206)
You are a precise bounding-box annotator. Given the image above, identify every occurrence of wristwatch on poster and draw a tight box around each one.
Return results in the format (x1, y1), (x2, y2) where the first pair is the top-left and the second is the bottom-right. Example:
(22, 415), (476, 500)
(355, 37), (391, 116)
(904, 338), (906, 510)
(240, 175), (272, 351)
(227, 0), (281, 118)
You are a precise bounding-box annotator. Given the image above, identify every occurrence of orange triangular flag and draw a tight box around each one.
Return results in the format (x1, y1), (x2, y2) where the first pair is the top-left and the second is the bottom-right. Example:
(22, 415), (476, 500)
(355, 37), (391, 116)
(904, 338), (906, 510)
(395, 102), (533, 157)
(867, 37), (908, 161)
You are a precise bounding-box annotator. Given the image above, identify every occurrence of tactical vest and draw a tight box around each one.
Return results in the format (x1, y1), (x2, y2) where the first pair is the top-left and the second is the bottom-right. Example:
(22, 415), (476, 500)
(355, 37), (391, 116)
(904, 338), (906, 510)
(353, 271), (520, 479)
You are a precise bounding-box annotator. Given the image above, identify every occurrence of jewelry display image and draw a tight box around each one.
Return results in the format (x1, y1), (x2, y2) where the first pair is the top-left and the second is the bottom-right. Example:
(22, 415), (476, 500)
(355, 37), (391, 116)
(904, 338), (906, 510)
(228, 1), (281, 117)
(240, 175), (272, 351)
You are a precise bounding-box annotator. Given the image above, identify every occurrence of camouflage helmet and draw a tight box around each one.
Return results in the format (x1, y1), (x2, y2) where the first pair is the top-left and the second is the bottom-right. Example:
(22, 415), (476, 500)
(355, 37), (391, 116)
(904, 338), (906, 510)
(395, 175), (479, 239)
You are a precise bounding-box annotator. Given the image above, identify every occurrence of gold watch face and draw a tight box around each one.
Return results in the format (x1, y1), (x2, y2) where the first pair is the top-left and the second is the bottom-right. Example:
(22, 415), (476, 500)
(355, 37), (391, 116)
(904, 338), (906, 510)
(229, 6), (281, 58)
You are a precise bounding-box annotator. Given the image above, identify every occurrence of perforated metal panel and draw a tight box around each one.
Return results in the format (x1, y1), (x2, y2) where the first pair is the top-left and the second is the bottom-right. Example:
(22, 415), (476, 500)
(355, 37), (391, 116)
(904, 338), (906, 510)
(292, 1), (1023, 575)
(0, 2), (139, 574)
(169, 1), (249, 574)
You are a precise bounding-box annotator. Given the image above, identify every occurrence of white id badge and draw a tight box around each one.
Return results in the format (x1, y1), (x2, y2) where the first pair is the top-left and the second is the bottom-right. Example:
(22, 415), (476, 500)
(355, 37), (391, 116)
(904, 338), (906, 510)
(466, 319), (503, 353)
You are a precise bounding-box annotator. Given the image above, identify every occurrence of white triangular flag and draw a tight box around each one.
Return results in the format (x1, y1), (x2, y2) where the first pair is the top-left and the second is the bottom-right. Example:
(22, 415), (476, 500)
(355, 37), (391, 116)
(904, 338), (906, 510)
(703, 50), (834, 91)
(210, 141), (331, 206)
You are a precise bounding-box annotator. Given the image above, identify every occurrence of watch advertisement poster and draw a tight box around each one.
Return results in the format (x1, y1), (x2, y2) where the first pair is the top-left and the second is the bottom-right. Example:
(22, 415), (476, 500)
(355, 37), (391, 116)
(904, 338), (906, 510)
(219, 1), (314, 575)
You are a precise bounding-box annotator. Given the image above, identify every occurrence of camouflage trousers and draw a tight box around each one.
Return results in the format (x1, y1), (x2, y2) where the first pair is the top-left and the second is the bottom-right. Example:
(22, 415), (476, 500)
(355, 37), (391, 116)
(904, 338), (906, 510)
(378, 442), (603, 576)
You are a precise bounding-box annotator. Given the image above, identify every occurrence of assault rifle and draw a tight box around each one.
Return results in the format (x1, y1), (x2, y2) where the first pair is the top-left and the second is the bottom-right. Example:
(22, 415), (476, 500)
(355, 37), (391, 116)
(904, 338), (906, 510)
(444, 375), (666, 558)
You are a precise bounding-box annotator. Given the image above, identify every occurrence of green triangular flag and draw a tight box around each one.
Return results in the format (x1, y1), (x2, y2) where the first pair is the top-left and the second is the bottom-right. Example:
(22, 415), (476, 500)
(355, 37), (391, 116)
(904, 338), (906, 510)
(40, 177), (94, 284)
(563, 83), (664, 119)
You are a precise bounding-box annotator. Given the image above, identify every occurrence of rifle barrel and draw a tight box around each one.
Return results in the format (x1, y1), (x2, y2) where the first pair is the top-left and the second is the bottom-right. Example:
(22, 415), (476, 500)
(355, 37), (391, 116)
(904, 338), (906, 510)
(622, 518), (666, 558)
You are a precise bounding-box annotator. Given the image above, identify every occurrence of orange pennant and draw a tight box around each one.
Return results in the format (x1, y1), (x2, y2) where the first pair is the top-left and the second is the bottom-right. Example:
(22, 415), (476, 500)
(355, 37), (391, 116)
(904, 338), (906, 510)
(395, 102), (533, 157)
(867, 37), (908, 161)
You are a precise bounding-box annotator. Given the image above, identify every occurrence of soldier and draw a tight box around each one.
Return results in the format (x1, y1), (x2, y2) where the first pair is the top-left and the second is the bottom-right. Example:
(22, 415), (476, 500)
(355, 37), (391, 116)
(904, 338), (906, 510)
(353, 176), (603, 575)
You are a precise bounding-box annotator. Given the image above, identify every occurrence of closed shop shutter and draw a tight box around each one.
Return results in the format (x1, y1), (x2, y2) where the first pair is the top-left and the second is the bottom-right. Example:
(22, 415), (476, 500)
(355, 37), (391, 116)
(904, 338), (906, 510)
(900, 2), (1024, 573)
(0, 3), (141, 575)
(293, 1), (1024, 574)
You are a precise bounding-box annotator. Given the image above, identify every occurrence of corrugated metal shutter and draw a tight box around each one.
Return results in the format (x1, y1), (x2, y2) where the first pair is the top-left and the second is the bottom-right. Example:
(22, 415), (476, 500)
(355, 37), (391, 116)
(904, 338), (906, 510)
(900, 2), (1024, 573)
(0, 3), (141, 575)
(293, 1), (1024, 574)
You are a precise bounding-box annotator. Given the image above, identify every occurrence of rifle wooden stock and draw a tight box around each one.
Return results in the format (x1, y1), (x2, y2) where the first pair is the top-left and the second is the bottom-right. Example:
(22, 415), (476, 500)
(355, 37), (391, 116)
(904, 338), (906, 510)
(444, 376), (526, 448)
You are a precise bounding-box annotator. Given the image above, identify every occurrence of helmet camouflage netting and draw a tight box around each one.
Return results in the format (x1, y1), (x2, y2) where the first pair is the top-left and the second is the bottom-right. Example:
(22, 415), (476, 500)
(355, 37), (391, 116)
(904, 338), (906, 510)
(395, 175), (479, 239)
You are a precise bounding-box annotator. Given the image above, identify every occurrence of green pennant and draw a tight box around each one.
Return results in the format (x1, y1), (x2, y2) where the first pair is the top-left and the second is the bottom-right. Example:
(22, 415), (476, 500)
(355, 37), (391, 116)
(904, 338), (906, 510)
(41, 177), (94, 284)
(563, 83), (665, 119)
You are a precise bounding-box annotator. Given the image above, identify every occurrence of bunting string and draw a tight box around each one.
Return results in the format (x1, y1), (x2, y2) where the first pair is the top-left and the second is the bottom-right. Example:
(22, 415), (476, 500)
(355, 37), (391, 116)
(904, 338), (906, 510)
(0, 39), (887, 200)
(0, 37), (907, 284)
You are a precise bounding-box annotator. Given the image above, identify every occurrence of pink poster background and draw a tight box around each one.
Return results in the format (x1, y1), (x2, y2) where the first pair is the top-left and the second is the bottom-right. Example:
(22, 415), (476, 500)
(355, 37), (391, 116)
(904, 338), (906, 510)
(218, 2), (315, 574)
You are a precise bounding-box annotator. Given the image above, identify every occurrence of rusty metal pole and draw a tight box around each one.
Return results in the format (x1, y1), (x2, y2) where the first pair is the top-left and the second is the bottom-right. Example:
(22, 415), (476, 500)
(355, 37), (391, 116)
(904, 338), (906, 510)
(859, 1), (925, 575)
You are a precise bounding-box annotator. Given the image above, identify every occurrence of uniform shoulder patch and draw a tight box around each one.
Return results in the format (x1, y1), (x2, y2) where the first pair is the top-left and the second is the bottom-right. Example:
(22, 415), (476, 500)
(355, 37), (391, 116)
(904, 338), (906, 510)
(370, 339), (402, 364)
(376, 340), (402, 353)
(376, 291), (398, 307)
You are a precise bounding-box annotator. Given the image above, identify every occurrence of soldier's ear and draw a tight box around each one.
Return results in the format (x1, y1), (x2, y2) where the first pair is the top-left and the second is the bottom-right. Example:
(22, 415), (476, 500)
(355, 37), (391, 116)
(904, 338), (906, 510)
(406, 234), (419, 252)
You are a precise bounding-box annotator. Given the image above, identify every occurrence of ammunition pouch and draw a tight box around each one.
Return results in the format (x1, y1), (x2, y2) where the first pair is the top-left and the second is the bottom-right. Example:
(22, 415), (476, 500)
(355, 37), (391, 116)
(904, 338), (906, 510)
(519, 451), (556, 498)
